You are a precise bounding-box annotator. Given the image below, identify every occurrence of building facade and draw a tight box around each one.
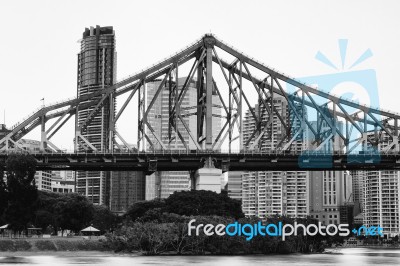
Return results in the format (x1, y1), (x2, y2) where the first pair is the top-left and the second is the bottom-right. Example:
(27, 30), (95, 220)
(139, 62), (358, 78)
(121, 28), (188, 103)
(110, 171), (146, 213)
(145, 77), (222, 199)
(307, 121), (354, 225)
(242, 96), (309, 219)
(309, 171), (353, 225)
(361, 133), (400, 237)
(75, 25), (116, 205)
(227, 171), (243, 201)
(52, 171), (75, 194)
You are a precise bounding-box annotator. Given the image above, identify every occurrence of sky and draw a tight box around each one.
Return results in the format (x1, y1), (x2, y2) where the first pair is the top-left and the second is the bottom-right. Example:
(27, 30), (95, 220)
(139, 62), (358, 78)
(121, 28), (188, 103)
(0, 0), (399, 150)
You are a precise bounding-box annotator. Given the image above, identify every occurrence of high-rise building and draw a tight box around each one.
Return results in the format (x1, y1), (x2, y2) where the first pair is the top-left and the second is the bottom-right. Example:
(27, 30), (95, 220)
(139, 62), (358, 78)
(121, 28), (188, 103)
(52, 171), (75, 194)
(145, 77), (222, 199)
(309, 171), (353, 225)
(360, 133), (400, 237)
(75, 26), (146, 211)
(242, 96), (309, 219)
(307, 121), (354, 225)
(75, 25), (116, 205)
(17, 139), (52, 192)
(110, 171), (146, 213)
(227, 171), (243, 201)
(351, 170), (365, 215)
(346, 132), (400, 237)
(363, 169), (400, 237)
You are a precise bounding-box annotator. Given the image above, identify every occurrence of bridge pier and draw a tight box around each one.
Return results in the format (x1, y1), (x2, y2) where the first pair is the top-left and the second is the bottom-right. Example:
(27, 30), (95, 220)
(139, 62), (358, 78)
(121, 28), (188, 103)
(191, 157), (222, 193)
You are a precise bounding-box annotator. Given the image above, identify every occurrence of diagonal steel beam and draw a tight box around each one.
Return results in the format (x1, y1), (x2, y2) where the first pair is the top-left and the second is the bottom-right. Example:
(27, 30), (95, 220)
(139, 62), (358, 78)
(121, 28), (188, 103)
(114, 80), (142, 123)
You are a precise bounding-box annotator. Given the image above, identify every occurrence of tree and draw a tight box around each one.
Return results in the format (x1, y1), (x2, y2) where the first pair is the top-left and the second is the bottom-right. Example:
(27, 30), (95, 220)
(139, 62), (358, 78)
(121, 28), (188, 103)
(3, 154), (38, 232)
(0, 161), (7, 225)
(124, 199), (166, 222)
(34, 191), (64, 234)
(91, 205), (119, 232)
(54, 193), (94, 233)
(164, 190), (244, 219)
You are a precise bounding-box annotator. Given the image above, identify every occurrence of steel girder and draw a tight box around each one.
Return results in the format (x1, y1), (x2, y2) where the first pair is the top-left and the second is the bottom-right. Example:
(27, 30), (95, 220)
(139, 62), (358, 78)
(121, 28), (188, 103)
(1, 34), (399, 155)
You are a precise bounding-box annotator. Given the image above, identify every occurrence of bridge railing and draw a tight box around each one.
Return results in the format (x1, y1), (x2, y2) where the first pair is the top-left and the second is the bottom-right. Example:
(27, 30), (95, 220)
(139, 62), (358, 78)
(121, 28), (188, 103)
(0, 148), (394, 157)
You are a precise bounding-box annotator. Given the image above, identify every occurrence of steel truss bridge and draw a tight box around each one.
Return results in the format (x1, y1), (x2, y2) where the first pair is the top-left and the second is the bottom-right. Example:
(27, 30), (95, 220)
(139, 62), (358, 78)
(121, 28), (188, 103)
(0, 150), (399, 172)
(1, 34), (400, 172)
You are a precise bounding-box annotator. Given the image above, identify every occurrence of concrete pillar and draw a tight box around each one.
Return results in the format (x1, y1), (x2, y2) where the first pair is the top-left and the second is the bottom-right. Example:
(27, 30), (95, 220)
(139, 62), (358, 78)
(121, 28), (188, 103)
(194, 167), (222, 193)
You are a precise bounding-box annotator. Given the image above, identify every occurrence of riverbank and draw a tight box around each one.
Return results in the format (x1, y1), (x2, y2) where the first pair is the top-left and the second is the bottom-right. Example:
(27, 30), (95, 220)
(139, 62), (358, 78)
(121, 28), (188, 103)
(0, 238), (109, 252)
(1, 248), (400, 266)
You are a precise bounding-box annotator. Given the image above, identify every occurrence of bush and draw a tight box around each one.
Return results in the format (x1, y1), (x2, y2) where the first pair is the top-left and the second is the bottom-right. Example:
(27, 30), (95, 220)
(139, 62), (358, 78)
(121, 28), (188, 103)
(76, 240), (107, 251)
(35, 240), (57, 251)
(54, 240), (77, 251)
(0, 240), (15, 251)
(14, 240), (31, 251)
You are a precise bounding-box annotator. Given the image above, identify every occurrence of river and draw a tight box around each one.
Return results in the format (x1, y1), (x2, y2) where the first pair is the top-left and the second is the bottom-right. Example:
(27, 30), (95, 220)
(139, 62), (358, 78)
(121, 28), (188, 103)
(1, 248), (400, 265)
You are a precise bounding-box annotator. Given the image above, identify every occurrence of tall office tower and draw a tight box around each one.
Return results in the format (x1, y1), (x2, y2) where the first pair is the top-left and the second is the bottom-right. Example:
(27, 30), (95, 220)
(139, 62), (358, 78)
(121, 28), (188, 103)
(351, 170), (366, 215)
(76, 26), (116, 205)
(307, 121), (354, 225)
(145, 77), (222, 199)
(17, 139), (52, 191)
(110, 171), (146, 213)
(242, 96), (308, 219)
(309, 171), (353, 225)
(227, 171), (244, 201)
(109, 145), (146, 212)
(361, 133), (400, 237)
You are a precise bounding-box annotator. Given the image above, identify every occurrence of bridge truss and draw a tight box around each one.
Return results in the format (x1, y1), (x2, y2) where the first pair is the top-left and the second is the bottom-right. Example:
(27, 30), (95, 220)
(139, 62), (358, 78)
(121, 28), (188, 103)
(1, 34), (400, 170)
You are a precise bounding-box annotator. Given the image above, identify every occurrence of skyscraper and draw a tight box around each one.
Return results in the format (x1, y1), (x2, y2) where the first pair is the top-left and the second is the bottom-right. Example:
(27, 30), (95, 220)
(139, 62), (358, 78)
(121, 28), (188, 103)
(242, 96), (309, 219)
(110, 171), (146, 213)
(361, 133), (400, 237)
(309, 171), (353, 225)
(145, 77), (222, 199)
(75, 25), (116, 205)
(307, 121), (354, 225)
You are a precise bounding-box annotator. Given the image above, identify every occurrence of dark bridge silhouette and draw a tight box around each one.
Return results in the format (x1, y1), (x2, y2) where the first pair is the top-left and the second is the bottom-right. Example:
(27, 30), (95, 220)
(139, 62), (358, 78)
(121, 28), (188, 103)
(1, 34), (399, 171)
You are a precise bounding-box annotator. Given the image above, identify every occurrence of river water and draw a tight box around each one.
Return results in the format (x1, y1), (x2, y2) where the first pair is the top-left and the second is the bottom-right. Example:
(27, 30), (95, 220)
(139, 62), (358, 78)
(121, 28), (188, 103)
(1, 248), (400, 265)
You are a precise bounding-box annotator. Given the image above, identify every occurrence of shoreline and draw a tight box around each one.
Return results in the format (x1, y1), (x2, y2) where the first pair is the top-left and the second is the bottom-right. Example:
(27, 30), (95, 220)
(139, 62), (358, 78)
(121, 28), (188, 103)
(1, 247), (400, 257)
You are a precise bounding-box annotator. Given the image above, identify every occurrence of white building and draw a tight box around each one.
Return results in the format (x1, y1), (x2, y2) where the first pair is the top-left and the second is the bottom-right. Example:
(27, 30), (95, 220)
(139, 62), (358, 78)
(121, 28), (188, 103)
(242, 96), (309, 219)
(359, 133), (400, 237)
(51, 171), (75, 194)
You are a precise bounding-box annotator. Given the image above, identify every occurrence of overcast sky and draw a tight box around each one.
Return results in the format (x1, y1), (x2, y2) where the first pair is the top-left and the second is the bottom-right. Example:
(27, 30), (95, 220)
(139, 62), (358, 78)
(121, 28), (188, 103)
(0, 0), (399, 150)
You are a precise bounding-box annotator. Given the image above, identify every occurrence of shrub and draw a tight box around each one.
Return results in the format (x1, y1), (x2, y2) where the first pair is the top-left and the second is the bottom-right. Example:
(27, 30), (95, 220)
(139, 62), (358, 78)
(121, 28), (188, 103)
(0, 240), (14, 251)
(14, 240), (31, 251)
(54, 240), (77, 251)
(35, 240), (57, 251)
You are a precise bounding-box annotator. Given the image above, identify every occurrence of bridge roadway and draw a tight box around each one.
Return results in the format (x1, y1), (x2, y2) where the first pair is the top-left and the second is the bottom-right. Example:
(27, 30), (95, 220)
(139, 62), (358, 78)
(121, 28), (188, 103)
(1, 150), (400, 172)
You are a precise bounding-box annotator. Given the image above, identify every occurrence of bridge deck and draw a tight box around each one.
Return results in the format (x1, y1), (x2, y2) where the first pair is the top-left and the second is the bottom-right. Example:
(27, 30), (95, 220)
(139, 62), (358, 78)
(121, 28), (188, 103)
(0, 151), (399, 172)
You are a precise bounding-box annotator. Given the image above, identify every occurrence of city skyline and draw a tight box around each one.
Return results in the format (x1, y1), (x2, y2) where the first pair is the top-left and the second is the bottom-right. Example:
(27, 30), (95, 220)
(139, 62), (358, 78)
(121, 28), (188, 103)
(0, 2), (399, 237)
(1, 1), (399, 150)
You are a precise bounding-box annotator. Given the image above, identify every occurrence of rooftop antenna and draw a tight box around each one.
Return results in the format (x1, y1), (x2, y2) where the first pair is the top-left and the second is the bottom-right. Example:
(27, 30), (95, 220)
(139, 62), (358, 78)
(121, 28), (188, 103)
(3, 109), (5, 125)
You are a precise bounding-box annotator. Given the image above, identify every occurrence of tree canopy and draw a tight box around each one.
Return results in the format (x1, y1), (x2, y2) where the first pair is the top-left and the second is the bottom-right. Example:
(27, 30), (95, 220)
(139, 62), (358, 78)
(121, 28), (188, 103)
(1, 154), (38, 231)
(125, 190), (244, 222)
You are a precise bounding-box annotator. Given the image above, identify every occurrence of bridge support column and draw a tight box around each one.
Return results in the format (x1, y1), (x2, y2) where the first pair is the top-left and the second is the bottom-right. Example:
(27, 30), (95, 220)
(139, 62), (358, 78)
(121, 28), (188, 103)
(192, 157), (222, 193)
